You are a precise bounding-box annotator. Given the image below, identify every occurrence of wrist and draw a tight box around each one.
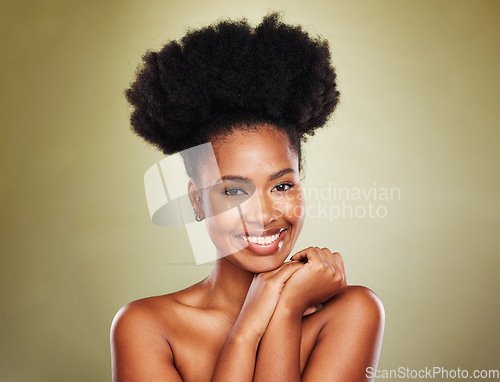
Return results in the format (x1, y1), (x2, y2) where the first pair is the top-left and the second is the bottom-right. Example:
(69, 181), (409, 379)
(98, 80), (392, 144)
(275, 294), (307, 319)
(229, 319), (263, 349)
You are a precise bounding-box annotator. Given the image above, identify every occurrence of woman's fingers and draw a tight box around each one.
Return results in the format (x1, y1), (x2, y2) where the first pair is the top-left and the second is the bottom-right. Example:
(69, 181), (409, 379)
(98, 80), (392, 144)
(318, 248), (335, 273)
(290, 247), (326, 265)
(290, 247), (311, 262)
(333, 252), (347, 285)
(333, 251), (346, 275)
(291, 247), (347, 286)
(322, 248), (347, 286)
(331, 250), (347, 285)
(279, 247), (348, 314)
(266, 260), (303, 284)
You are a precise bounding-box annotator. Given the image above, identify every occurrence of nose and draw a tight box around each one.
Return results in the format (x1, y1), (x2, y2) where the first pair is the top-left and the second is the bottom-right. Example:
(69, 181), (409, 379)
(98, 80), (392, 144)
(240, 188), (281, 227)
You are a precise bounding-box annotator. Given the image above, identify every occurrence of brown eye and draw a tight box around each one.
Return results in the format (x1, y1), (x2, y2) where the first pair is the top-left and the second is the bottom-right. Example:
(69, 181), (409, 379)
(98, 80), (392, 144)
(273, 183), (294, 192)
(223, 188), (248, 196)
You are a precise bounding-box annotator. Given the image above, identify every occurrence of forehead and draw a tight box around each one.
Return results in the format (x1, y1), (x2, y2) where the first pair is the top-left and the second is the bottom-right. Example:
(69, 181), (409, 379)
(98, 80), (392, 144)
(199, 127), (299, 185)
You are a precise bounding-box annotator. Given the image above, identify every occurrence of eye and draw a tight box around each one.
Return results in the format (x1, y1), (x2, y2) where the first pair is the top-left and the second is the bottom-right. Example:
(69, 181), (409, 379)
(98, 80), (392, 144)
(223, 187), (248, 196)
(272, 182), (294, 192)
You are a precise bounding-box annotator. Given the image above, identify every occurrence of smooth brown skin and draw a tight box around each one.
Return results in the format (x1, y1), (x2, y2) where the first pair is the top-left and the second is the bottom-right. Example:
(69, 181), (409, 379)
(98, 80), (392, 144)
(110, 125), (385, 381)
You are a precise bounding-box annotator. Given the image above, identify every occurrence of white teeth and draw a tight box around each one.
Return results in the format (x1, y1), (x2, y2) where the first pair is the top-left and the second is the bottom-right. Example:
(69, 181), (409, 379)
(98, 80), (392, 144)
(243, 232), (281, 245)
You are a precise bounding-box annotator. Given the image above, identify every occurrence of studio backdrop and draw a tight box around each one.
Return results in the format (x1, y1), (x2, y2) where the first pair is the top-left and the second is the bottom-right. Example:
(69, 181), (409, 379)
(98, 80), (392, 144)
(0, 1), (499, 381)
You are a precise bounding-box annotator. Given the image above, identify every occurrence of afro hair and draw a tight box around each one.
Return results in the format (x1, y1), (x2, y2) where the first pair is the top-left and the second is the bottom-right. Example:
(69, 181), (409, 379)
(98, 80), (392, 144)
(125, 12), (340, 158)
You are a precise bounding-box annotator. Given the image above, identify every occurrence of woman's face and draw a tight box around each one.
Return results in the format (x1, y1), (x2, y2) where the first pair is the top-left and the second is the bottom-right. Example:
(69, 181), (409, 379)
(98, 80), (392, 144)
(194, 125), (305, 273)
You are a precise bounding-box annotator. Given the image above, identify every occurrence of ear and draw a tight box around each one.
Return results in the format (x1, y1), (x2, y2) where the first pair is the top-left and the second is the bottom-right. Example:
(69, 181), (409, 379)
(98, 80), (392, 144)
(187, 178), (204, 218)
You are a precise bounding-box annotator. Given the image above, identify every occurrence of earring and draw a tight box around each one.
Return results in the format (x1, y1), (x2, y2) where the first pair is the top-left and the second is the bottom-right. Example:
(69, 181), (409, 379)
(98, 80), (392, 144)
(194, 196), (203, 221)
(194, 210), (204, 222)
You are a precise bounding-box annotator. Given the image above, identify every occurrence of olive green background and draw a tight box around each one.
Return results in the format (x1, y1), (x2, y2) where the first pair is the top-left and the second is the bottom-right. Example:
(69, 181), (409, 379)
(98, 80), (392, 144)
(1, 0), (499, 381)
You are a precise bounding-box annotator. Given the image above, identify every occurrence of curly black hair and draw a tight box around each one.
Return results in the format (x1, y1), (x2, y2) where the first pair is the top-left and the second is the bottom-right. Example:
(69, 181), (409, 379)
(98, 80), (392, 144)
(126, 12), (340, 178)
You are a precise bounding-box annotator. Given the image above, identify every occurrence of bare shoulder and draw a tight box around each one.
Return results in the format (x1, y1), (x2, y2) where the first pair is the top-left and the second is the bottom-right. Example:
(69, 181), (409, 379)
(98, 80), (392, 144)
(301, 286), (385, 381)
(111, 280), (206, 338)
(111, 294), (174, 338)
(110, 294), (179, 368)
(110, 286), (203, 382)
(320, 285), (385, 343)
(327, 285), (385, 321)
(305, 284), (385, 339)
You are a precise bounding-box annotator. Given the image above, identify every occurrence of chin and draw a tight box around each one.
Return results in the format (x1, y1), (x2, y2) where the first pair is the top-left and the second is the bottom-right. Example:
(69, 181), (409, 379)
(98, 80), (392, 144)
(232, 249), (290, 274)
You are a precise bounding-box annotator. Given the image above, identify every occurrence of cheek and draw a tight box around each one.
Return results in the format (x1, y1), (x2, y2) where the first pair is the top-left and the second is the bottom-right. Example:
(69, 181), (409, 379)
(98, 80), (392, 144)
(274, 190), (305, 224)
(205, 207), (243, 241)
(205, 208), (250, 258)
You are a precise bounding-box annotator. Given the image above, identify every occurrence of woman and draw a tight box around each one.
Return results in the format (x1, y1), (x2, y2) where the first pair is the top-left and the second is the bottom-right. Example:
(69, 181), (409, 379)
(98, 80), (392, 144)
(111, 12), (384, 381)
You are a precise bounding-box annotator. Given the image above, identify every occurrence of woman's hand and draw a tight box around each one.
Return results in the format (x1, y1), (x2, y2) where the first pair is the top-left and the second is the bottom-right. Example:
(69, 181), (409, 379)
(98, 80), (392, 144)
(234, 261), (304, 341)
(280, 247), (347, 315)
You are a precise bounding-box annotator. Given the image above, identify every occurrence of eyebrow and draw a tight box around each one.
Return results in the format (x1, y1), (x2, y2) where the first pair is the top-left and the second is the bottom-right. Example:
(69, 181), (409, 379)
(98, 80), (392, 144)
(217, 168), (296, 183)
(268, 168), (296, 181)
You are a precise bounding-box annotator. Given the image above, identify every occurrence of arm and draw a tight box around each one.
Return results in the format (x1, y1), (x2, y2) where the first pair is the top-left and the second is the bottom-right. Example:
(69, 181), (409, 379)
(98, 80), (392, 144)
(253, 247), (347, 381)
(211, 261), (304, 382)
(255, 247), (384, 382)
(209, 322), (260, 382)
(253, 298), (304, 382)
(255, 287), (385, 382)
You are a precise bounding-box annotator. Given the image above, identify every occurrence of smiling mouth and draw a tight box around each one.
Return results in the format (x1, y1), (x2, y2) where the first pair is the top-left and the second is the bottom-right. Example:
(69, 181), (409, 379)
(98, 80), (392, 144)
(236, 228), (285, 244)
(234, 228), (288, 255)
(241, 232), (281, 245)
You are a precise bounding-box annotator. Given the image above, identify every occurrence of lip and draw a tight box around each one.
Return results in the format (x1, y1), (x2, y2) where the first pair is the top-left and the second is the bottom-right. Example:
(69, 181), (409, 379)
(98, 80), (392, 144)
(234, 228), (288, 256)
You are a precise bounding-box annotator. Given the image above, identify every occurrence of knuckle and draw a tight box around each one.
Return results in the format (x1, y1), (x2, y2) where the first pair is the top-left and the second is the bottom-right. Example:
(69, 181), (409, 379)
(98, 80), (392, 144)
(339, 272), (346, 285)
(331, 267), (343, 281)
(315, 262), (327, 272)
(329, 265), (337, 277)
(333, 252), (344, 263)
(333, 272), (342, 284)
(341, 272), (348, 287)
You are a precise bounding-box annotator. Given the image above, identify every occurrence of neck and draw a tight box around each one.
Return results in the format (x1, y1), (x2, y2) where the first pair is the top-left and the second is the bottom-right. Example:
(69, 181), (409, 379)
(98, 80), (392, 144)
(202, 256), (255, 317)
